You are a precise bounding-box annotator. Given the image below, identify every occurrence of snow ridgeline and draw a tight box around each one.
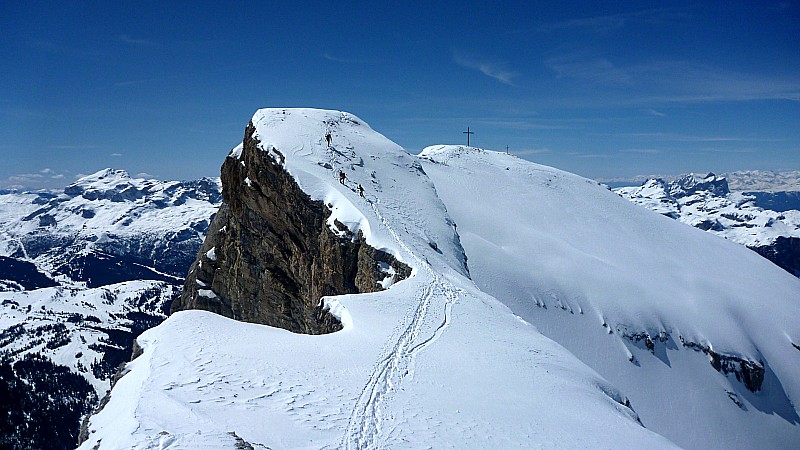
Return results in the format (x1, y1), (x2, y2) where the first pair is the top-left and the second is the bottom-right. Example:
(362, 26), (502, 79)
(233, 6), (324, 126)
(419, 145), (800, 449)
(81, 109), (799, 449)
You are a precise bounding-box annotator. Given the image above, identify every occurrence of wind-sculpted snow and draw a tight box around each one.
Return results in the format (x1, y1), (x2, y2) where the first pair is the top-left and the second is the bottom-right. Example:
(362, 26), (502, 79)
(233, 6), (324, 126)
(420, 145), (800, 449)
(79, 109), (676, 449)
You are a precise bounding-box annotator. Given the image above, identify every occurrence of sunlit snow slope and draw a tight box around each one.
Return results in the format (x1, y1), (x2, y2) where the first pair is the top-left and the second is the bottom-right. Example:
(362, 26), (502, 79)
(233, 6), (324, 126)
(79, 109), (675, 449)
(419, 145), (800, 449)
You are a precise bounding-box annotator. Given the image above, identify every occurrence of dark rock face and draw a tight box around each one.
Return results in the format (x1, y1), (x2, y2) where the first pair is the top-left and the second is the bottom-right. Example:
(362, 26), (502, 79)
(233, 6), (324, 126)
(670, 172), (730, 197)
(745, 191), (800, 212)
(621, 329), (766, 392)
(751, 236), (800, 277)
(172, 123), (410, 334)
(0, 256), (58, 291)
(681, 338), (765, 392)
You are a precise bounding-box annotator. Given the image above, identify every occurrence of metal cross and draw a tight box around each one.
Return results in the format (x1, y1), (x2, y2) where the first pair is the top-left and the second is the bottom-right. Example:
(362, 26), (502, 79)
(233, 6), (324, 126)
(463, 127), (474, 147)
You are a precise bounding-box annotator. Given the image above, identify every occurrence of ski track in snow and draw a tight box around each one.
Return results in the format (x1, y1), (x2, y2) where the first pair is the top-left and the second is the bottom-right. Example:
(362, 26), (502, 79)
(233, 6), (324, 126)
(341, 197), (460, 449)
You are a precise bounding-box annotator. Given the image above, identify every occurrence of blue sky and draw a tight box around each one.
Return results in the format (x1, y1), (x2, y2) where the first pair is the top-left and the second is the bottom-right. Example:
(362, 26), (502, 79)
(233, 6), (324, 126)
(2, 1), (798, 189)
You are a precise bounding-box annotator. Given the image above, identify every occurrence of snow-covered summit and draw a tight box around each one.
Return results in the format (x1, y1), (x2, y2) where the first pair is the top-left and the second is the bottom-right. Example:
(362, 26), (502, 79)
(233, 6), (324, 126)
(420, 145), (800, 448)
(237, 107), (468, 276)
(76, 110), (800, 449)
(80, 110), (676, 449)
(669, 172), (730, 197)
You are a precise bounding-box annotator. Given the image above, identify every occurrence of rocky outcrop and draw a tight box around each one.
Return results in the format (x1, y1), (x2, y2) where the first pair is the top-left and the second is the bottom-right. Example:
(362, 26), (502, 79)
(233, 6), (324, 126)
(680, 338), (765, 392)
(620, 328), (765, 392)
(172, 122), (410, 334)
(751, 236), (800, 277)
(670, 172), (730, 197)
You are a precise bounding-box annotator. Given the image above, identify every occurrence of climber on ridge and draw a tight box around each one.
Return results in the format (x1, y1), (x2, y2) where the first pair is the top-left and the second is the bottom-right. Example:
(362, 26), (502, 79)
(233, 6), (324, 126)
(339, 170), (346, 185)
(325, 133), (332, 147)
(357, 183), (364, 198)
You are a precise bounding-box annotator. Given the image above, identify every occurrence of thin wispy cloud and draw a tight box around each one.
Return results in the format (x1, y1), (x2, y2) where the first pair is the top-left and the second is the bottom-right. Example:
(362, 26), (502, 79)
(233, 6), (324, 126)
(453, 52), (518, 86)
(623, 132), (782, 142)
(322, 53), (365, 64)
(47, 144), (99, 149)
(545, 53), (631, 84)
(136, 172), (156, 178)
(114, 77), (166, 87)
(699, 147), (759, 154)
(119, 35), (158, 46)
(570, 152), (613, 158)
(620, 148), (662, 154)
(535, 8), (686, 33)
(10, 173), (44, 181)
(6, 168), (70, 188)
(545, 55), (800, 103)
(513, 148), (552, 156)
(111, 153), (123, 157)
(472, 119), (571, 130)
(646, 109), (666, 117)
(536, 13), (626, 33)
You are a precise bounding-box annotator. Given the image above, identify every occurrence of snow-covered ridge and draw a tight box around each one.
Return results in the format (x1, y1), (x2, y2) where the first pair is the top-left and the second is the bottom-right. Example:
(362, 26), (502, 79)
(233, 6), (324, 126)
(420, 146), (800, 448)
(80, 109), (676, 449)
(75, 111), (800, 449)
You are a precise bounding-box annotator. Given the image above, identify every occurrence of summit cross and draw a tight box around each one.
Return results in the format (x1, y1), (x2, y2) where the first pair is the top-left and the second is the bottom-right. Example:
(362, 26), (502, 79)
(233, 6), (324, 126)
(463, 127), (474, 147)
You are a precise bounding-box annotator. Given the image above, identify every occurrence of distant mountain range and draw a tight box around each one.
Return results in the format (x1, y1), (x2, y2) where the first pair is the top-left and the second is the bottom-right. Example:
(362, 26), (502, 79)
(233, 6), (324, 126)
(2, 139), (798, 449)
(0, 169), (220, 449)
(615, 173), (800, 277)
(724, 170), (800, 193)
(603, 169), (800, 200)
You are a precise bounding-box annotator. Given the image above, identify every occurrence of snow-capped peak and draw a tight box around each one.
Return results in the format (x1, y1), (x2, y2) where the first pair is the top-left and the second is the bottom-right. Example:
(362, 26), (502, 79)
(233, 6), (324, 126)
(669, 172), (730, 197)
(78, 109), (677, 449)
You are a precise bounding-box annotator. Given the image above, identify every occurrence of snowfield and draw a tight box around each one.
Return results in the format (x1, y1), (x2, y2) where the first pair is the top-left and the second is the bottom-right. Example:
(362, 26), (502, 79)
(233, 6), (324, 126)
(80, 109), (800, 449)
(419, 145), (800, 449)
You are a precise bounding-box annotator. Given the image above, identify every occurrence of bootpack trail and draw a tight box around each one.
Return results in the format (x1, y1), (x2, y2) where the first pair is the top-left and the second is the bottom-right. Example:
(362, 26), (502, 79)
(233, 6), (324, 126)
(340, 196), (461, 449)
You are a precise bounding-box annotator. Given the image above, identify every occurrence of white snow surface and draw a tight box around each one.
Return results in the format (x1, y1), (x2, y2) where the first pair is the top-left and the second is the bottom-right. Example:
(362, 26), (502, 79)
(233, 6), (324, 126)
(419, 145), (800, 449)
(80, 109), (676, 449)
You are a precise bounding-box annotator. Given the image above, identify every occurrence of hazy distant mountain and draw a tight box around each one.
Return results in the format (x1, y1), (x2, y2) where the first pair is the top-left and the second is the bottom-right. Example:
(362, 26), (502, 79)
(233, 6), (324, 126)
(724, 169), (800, 193)
(615, 173), (800, 277)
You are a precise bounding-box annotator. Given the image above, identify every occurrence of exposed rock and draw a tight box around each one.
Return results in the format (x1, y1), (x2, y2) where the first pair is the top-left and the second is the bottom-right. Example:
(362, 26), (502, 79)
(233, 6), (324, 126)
(681, 338), (765, 392)
(751, 236), (800, 277)
(619, 328), (766, 392)
(173, 122), (410, 334)
(670, 172), (730, 198)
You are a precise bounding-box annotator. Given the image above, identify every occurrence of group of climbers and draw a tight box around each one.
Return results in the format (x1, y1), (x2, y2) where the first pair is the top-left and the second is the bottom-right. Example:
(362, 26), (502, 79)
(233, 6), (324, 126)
(338, 170), (364, 197)
(329, 132), (365, 198)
